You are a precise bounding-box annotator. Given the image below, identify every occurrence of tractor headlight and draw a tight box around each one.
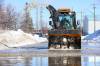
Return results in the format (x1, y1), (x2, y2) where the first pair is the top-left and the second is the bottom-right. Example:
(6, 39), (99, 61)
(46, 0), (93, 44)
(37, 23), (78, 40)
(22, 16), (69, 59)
(69, 12), (72, 15)
(63, 38), (67, 42)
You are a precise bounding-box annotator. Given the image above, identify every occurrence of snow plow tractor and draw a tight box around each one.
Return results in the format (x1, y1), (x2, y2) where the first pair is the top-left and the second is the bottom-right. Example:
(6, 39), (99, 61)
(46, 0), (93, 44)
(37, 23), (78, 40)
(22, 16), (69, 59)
(46, 5), (81, 49)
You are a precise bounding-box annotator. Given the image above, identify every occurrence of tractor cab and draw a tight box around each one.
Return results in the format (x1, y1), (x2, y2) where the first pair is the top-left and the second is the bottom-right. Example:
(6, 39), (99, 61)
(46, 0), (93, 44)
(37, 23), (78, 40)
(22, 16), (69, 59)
(58, 8), (77, 29)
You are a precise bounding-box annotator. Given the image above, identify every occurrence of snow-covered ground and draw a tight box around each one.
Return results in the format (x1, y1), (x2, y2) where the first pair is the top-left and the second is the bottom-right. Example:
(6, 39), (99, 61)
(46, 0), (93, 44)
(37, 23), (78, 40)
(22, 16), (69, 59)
(84, 30), (100, 40)
(0, 29), (47, 50)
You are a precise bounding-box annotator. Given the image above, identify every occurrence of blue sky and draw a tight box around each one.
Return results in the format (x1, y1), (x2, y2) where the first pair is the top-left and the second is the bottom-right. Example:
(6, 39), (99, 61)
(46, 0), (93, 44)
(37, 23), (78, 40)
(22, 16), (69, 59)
(4, 0), (100, 11)
(4, 0), (100, 18)
(4, 0), (100, 29)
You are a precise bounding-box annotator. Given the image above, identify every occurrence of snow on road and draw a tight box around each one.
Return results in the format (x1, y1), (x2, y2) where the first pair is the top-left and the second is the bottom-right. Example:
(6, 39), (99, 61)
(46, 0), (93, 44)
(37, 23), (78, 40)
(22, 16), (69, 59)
(0, 29), (47, 50)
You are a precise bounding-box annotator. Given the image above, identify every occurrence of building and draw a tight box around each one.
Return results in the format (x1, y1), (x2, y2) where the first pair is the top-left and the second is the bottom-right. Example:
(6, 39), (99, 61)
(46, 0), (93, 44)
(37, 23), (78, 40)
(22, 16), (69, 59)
(88, 21), (100, 34)
(83, 16), (89, 36)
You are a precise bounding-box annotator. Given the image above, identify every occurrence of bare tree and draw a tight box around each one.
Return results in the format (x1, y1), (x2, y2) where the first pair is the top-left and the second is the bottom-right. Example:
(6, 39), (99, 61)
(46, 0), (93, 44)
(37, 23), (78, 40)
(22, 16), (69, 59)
(0, 0), (6, 30)
(5, 4), (18, 30)
(0, 1), (18, 30)
(20, 3), (33, 33)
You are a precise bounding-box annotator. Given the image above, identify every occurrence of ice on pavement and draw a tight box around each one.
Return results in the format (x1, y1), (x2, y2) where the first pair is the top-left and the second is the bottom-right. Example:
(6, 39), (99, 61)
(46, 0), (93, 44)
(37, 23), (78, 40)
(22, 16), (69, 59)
(0, 29), (47, 49)
(84, 30), (100, 40)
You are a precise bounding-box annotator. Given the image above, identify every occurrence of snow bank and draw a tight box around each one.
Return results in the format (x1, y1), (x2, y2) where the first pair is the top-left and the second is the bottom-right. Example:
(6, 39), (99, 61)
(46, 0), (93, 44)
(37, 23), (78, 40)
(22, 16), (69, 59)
(33, 34), (48, 43)
(84, 30), (100, 40)
(0, 29), (47, 49)
(81, 35), (88, 40)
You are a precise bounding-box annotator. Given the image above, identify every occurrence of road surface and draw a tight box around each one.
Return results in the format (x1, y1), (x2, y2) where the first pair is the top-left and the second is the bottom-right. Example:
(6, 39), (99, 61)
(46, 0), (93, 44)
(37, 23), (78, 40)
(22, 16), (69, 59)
(0, 42), (100, 57)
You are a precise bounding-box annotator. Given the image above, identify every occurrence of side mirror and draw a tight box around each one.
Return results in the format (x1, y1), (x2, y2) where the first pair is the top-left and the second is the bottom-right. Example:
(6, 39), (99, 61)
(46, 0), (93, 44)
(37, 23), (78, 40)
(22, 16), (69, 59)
(76, 20), (81, 29)
(49, 21), (52, 26)
(77, 21), (80, 25)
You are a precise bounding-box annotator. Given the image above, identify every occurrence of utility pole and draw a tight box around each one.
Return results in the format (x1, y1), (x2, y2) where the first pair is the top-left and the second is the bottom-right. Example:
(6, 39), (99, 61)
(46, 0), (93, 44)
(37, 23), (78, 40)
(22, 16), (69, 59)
(40, 5), (43, 34)
(93, 3), (96, 32)
(36, 7), (38, 31)
(80, 10), (83, 35)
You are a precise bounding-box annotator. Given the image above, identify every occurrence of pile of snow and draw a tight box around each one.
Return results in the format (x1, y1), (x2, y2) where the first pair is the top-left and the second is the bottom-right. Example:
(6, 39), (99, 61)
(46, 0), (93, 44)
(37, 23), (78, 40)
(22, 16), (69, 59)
(0, 29), (47, 49)
(84, 30), (100, 40)
(81, 35), (88, 40)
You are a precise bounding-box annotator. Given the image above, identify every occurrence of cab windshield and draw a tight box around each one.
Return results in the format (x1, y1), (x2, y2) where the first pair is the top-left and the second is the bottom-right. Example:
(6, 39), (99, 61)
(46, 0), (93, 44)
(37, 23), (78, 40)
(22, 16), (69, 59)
(59, 14), (74, 29)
